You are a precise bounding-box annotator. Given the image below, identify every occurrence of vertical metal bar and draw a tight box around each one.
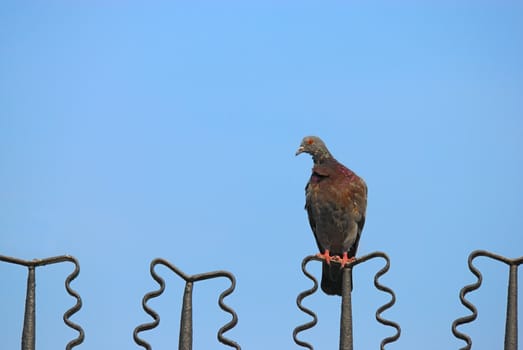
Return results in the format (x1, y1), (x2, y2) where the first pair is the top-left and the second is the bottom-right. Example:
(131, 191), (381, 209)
(21, 266), (36, 350)
(339, 267), (353, 350)
(179, 281), (193, 350)
(504, 264), (518, 350)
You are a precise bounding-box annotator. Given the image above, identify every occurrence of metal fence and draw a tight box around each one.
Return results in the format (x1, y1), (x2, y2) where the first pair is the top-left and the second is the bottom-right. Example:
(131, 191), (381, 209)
(0, 255), (83, 350)
(1, 250), (521, 350)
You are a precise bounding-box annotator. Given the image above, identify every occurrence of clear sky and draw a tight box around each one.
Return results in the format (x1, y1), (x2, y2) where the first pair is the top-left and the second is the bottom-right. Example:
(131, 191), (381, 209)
(1, 1), (522, 349)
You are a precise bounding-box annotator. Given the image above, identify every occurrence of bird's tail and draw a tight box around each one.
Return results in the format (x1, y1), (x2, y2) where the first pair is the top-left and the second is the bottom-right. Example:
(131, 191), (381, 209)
(320, 261), (352, 296)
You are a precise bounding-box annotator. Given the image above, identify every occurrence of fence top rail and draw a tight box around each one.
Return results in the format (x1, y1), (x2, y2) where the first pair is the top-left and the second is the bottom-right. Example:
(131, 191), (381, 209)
(0, 254), (78, 268)
(469, 250), (523, 266)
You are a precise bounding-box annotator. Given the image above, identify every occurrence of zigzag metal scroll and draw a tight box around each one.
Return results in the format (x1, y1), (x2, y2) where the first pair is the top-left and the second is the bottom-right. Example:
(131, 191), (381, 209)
(293, 255), (319, 350)
(452, 250), (522, 350)
(0, 254), (84, 350)
(133, 258), (241, 350)
(293, 252), (401, 350)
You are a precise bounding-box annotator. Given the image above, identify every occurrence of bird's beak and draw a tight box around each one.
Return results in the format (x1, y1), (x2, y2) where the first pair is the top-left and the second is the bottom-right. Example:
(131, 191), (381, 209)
(295, 146), (304, 156)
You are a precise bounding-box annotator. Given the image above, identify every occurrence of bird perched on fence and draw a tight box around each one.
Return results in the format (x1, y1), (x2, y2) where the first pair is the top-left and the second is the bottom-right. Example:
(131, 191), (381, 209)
(296, 136), (367, 296)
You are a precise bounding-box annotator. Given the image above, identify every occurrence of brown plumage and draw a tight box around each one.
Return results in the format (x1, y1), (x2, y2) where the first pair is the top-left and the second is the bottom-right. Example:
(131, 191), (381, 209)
(296, 136), (367, 296)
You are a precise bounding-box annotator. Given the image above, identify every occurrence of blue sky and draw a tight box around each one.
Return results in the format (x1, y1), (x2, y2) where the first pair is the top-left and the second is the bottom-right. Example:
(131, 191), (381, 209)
(1, 1), (522, 349)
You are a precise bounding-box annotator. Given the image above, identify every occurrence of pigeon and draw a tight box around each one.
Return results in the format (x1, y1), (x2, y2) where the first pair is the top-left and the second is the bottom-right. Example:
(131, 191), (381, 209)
(296, 136), (367, 296)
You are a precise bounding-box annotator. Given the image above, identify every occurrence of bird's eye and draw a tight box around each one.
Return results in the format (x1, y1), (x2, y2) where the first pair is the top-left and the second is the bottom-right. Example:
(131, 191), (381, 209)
(307, 138), (314, 145)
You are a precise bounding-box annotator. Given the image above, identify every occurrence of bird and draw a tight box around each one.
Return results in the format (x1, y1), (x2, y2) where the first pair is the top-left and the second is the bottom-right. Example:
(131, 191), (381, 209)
(296, 136), (367, 296)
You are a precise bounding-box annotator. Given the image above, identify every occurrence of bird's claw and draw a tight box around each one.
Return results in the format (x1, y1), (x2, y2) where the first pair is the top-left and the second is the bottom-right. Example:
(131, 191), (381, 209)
(329, 252), (356, 269)
(317, 250), (356, 268)
(316, 250), (331, 264)
(340, 252), (356, 268)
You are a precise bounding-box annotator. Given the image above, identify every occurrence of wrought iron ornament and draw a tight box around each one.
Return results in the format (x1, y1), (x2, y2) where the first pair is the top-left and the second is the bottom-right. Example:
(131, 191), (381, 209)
(3, 250), (520, 350)
(133, 258), (240, 350)
(0, 254), (84, 350)
(452, 250), (522, 350)
(293, 252), (401, 350)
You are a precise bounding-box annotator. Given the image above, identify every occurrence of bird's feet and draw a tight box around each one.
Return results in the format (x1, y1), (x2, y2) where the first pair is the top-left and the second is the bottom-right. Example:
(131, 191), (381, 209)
(316, 249), (332, 264)
(330, 252), (356, 268)
(317, 251), (356, 268)
(339, 252), (356, 268)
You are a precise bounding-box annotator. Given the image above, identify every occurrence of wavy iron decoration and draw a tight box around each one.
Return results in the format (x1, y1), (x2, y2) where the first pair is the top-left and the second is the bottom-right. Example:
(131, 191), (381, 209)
(452, 250), (522, 350)
(5, 250), (518, 349)
(0, 254), (84, 350)
(133, 258), (240, 350)
(293, 252), (401, 350)
(293, 255), (319, 350)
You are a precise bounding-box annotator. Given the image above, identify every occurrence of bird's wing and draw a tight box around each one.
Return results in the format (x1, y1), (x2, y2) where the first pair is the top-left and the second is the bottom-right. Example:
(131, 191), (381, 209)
(304, 163), (334, 252)
(305, 181), (323, 253)
(348, 177), (367, 257)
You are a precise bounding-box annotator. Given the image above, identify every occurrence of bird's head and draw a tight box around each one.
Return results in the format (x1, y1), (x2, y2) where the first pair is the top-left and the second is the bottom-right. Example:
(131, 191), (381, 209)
(295, 136), (332, 162)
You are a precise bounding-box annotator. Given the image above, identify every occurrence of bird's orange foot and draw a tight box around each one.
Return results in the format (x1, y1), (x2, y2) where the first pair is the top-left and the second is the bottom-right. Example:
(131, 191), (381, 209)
(316, 249), (331, 264)
(340, 252), (356, 268)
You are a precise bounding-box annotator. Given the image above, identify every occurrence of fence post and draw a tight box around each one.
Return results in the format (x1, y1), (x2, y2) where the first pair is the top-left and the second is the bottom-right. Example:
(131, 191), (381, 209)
(21, 266), (36, 350)
(505, 264), (518, 350)
(179, 281), (194, 350)
(339, 267), (353, 350)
